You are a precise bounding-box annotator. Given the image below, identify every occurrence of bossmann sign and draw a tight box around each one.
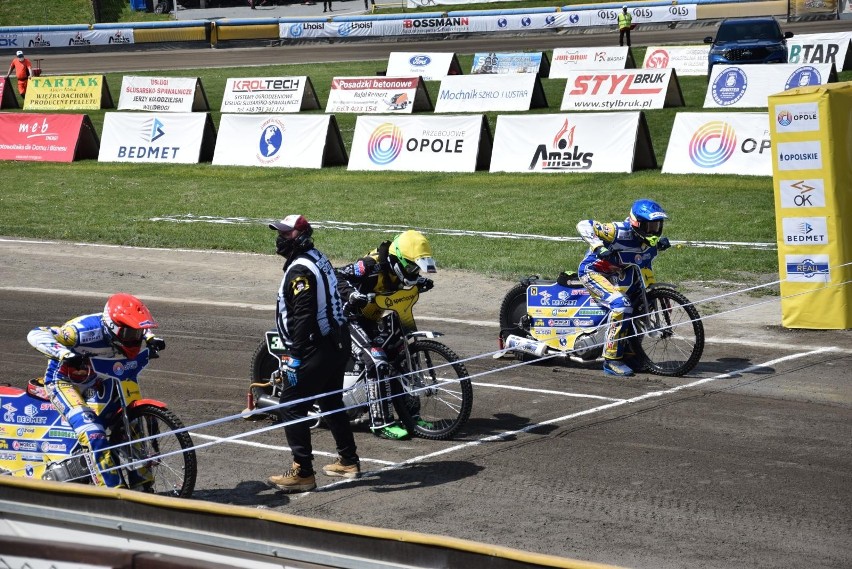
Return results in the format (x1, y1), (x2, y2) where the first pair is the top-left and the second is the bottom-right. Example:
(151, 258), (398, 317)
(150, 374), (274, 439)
(348, 114), (491, 172)
(704, 63), (836, 108)
(99, 112), (215, 164)
(221, 76), (320, 113)
(643, 45), (710, 76)
(560, 69), (684, 111)
(662, 113), (772, 176)
(490, 112), (656, 173)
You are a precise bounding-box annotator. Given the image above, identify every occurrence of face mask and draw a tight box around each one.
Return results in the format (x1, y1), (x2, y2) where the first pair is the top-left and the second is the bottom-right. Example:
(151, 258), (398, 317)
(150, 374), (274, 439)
(276, 234), (295, 257)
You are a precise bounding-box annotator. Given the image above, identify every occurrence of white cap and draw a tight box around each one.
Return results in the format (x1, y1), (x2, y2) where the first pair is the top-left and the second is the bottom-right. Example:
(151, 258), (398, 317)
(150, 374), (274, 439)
(623, 5), (628, 9)
(16, 50), (23, 56)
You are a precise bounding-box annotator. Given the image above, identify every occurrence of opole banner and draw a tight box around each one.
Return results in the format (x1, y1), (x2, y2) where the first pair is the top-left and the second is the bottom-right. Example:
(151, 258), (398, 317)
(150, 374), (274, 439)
(662, 113), (771, 176)
(24, 75), (114, 110)
(348, 114), (491, 172)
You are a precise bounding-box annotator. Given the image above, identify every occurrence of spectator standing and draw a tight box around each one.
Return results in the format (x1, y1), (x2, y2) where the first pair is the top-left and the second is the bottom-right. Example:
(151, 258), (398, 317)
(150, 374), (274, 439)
(266, 215), (361, 493)
(618, 6), (633, 47)
(323, 0), (332, 12)
(7, 50), (33, 99)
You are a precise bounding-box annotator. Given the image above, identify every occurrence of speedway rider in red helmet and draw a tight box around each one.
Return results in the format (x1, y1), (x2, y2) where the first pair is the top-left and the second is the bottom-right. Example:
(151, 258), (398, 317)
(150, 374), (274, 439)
(575, 199), (670, 377)
(27, 293), (165, 487)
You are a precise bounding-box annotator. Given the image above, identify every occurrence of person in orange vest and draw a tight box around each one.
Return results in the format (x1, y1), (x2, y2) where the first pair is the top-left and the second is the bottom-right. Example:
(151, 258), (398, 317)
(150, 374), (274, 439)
(7, 50), (34, 99)
(618, 6), (633, 47)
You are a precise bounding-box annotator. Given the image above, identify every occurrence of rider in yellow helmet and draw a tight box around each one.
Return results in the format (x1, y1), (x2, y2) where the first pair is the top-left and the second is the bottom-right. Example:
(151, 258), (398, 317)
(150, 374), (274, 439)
(336, 230), (437, 440)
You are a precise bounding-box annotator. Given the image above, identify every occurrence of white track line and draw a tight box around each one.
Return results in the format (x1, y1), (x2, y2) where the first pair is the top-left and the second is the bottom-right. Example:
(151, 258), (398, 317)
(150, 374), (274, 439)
(470, 381), (624, 402)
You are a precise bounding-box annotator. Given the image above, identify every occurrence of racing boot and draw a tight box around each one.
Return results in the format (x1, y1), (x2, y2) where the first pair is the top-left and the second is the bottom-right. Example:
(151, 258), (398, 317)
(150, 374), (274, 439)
(371, 422), (410, 440)
(603, 358), (634, 377)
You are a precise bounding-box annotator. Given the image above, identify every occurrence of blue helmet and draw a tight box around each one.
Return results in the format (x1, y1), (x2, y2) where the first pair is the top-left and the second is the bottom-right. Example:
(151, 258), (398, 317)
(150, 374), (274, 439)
(629, 199), (668, 246)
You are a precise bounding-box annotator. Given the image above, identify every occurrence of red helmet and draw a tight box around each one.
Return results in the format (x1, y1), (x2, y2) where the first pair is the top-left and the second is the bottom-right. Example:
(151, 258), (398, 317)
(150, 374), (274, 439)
(102, 293), (157, 358)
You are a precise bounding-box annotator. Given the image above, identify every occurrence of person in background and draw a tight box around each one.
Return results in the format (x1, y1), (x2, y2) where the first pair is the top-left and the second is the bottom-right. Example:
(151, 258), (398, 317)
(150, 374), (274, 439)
(574, 200), (670, 377)
(266, 215), (361, 493)
(336, 230), (436, 440)
(323, 0), (332, 12)
(618, 5), (633, 47)
(7, 50), (33, 99)
(27, 293), (166, 488)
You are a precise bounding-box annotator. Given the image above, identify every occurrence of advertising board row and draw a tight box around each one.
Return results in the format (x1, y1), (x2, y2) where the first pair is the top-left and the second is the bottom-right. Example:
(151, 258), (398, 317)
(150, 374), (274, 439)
(0, 108), (805, 178)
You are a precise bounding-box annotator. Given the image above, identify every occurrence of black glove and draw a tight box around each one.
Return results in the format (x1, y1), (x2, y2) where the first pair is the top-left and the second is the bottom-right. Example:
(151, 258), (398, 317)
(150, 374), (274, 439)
(61, 352), (84, 368)
(416, 277), (434, 292)
(348, 291), (375, 309)
(657, 237), (671, 251)
(146, 336), (166, 356)
(556, 272), (571, 287)
(595, 246), (616, 262)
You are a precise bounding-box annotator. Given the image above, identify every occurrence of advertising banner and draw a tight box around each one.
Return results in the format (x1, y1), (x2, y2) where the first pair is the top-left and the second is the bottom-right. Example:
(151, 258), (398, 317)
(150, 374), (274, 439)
(220, 76), (320, 113)
(704, 63), (837, 108)
(0, 113), (99, 162)
(24, 75), (114, 111)
(769, 82), (852, 328)
(213, 114), (346, 169)
(560, 69), (684, 111)
(386, 52), (463, 81)
(470, 52), (550, 77)
(326, 76), (433, 114)
(490, 112), (656, 173)
(348, 114), (491, 172)
(582, 4), (697, 26)
(787, 32), (852, 72)
(117, 76), (210, 112)
(434, 74), (546, 113)
(661, 113), (771, 176)
(787, 0), (839, 21)
(0, 29), (134, 50)
(550, 47), (636, 76)
(99, 112), (216, 164)
(643, 45), (711, 76)
(0, 78), (19, 109)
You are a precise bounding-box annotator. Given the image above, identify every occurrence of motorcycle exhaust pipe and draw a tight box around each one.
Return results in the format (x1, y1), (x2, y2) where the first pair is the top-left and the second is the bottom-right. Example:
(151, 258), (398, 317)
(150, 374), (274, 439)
(254, 394), (280, 410)
(504, 334), (549, 357)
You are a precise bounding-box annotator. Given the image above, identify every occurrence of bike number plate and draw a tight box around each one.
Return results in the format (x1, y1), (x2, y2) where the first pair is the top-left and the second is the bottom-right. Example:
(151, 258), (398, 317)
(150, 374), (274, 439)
(264, 331), (290, 356)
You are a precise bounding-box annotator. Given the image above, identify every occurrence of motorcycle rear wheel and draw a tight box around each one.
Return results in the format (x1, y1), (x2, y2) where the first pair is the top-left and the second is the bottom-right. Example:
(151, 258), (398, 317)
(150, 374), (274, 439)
(498, 282), (537, 362)
(393, 340), (473, 441)
(123, 405), (197, 498)
(629, 287), (705, 377)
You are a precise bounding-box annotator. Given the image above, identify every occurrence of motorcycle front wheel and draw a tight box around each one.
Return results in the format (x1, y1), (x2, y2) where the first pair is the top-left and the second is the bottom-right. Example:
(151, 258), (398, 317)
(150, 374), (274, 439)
(393, 340), (473, 441)
(629, 287), (705, 377)
(124, 405), (197, 498)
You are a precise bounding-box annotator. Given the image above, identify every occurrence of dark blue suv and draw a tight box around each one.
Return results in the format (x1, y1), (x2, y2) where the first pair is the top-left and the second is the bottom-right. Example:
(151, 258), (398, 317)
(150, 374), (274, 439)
(704, 17), (793, 75)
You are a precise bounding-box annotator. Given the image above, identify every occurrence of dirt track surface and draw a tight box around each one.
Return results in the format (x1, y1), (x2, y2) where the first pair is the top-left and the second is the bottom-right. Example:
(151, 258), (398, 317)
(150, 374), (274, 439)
(1, 238), (850, 569)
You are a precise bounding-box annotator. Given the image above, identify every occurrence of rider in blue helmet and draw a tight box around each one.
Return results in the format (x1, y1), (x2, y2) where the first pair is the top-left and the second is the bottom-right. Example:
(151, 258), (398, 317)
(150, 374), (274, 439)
(574, 199), (671, 377)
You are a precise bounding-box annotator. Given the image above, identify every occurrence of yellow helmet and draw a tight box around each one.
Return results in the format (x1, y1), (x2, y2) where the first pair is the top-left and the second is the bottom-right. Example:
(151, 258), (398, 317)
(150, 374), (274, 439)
(389, 230), (437, 285)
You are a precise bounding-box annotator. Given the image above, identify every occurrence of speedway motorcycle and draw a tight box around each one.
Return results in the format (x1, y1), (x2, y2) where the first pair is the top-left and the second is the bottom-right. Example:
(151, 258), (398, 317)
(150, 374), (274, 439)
(245, 287), (473, 441)
(0, 348), (197, 497)
(498, 261), (705, 377)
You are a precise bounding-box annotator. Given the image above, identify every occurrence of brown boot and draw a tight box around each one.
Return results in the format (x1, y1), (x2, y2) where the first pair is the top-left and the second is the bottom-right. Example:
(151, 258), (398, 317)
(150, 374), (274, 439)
(268, 462), (316, 493)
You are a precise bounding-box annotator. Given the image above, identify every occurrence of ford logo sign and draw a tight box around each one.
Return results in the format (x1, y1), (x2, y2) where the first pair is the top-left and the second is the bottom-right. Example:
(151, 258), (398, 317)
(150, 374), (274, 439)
(409, 55), (431, 66)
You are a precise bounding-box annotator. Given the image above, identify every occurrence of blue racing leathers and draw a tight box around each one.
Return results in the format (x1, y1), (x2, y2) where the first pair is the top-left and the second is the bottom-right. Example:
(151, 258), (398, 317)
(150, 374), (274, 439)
(577, 218), (658, 360)
(28, 314), (127, 487)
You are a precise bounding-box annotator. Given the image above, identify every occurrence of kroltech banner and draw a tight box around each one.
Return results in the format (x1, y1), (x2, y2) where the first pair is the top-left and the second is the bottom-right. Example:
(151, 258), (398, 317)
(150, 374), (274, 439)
(769, 82), (852, 329)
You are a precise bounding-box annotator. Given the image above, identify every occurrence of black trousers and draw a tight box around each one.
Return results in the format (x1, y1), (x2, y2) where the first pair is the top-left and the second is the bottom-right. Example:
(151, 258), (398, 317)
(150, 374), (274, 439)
(279, 330), (357, 475)
(619, 28), (631, 47)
